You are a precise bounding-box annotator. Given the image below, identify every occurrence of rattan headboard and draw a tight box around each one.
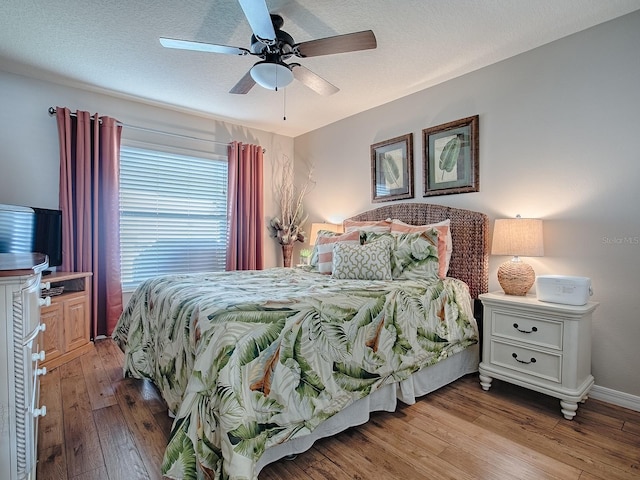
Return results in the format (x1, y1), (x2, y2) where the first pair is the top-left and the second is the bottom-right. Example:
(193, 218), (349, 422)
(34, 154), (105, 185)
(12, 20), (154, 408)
(347, 203), (489, 299)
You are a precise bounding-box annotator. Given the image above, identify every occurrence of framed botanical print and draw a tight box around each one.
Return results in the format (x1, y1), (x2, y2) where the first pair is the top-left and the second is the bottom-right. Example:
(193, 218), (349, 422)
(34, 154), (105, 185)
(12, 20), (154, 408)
(370, 133), (414, 203)
(423, 115), (479, 196)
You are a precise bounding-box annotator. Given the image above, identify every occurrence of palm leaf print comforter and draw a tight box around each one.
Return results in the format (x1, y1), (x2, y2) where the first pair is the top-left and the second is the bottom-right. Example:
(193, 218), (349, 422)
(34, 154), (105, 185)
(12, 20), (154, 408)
(113, 268), (478, 480)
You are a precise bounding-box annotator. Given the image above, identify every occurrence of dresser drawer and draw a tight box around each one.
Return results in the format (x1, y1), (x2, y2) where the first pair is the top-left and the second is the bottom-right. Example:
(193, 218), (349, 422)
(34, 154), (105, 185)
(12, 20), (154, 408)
(492, 310), (563, 350)
(490, 339), (562, 383)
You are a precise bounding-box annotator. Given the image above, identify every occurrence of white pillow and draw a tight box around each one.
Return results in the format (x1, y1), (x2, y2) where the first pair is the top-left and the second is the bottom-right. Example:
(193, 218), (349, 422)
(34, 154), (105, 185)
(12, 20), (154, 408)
(343, 219), (392, 233)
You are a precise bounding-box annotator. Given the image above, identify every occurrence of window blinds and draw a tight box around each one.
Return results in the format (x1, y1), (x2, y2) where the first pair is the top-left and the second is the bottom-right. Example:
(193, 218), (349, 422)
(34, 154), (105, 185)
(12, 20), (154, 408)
(119, 146), (228, 291)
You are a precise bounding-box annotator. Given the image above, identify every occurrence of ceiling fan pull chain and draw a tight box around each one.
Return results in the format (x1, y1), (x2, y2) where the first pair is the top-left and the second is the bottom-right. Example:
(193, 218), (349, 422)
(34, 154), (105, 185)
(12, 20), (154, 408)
(283, 88), (287, 121)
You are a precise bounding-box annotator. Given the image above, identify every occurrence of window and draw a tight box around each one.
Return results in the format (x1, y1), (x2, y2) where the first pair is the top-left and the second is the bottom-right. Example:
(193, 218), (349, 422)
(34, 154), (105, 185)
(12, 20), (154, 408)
(119, 146), (228, 291)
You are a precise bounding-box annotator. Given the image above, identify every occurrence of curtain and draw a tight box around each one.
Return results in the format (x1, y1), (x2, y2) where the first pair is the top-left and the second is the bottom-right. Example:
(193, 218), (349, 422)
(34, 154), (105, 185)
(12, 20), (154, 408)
(56, 107), (123, 337)
(226, 141), (264, 270)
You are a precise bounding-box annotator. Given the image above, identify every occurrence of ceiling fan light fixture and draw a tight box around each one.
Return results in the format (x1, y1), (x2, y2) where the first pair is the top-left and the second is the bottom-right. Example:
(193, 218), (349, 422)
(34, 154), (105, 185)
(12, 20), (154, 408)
(250, 61), (293, 90)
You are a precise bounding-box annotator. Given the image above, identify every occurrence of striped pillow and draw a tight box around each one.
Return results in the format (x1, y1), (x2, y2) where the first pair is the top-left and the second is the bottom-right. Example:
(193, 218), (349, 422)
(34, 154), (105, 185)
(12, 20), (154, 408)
(310, 230), (342, 266)
(315, 231), (361, 274)
(390, 219), (452, 278)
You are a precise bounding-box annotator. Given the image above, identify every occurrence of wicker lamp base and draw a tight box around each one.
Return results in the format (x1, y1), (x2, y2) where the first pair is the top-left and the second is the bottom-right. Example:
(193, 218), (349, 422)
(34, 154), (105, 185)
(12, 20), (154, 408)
(497, 259), (535, 296)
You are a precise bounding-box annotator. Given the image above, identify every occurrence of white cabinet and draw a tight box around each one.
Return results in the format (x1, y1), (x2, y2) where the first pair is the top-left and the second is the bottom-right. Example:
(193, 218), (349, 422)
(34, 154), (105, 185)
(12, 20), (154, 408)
(0, 253), (48, 480)
(478, 291), (598, 420)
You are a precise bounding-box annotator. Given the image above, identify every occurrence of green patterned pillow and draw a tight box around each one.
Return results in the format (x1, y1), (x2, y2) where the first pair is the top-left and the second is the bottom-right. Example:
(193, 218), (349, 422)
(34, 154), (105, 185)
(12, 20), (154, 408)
(362, 231), (397, 271)
(331, 239), (392, 280)
(392, 229), (440, 281)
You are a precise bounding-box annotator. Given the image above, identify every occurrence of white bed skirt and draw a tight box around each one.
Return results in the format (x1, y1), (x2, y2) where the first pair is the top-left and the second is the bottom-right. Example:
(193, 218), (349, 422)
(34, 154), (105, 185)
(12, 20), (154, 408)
(255, 343), (479, 473)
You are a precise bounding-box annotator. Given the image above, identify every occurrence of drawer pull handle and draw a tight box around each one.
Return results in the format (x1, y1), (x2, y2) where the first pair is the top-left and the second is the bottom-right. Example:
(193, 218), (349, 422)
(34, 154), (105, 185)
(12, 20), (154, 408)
(513, 323), (537, 334)
(32, 351), (46, 362)
(39, 296), (52, 307)
(33, 406), (47, 418)
(512, 353), (536, 364)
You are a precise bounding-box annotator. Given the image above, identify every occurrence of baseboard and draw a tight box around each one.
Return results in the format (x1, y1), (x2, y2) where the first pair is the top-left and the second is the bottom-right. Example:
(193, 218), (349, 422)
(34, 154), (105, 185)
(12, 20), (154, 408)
(590, 384), (640, 412)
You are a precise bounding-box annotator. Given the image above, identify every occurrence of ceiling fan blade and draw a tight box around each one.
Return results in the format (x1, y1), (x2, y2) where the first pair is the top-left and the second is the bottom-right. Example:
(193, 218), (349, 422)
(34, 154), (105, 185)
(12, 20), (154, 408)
(295, 30), (377, 58)
(291, 64), (339, 96)
(160, 38), (249, 56)
(229, 70), (256, 94)
(237, 0), (276, 44)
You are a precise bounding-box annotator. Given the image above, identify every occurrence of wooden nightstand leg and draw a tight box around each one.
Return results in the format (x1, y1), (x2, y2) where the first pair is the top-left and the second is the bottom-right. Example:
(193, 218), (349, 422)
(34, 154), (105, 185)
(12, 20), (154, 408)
(560, 400), (579, 420)
(479, 374), (493, 391)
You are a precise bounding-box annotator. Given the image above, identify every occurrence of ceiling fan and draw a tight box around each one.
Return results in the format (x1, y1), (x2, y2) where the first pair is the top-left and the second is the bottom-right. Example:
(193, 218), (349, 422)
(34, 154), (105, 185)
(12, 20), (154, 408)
(159, 0), (377, 95)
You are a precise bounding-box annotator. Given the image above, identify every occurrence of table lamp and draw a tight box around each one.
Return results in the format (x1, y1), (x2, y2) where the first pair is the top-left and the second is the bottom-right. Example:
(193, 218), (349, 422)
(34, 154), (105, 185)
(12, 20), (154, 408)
(491, 215), (544, 295)
(309, 222), (344, 247)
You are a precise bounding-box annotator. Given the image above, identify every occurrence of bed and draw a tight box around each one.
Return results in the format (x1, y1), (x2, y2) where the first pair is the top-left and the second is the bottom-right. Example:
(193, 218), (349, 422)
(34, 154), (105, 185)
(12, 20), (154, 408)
(112, 203), (488, 480)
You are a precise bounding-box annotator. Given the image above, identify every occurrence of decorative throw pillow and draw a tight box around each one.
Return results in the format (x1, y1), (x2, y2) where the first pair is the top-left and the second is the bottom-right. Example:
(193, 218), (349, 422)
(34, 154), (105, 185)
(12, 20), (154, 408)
(390, 229), (440, 281)
(311, 230), (347, 266)
(343, 219), (392, 234)
(315, 231), (361, 274)
(390, 218), (452, 278)
(360, 231), (398, 273)
(332, 239), (392, 280)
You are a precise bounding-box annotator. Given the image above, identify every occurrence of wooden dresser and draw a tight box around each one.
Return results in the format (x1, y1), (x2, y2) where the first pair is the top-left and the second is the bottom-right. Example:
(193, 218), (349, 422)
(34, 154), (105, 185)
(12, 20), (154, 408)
(0, 253), (49, 480)
(40, 271), (93, 370)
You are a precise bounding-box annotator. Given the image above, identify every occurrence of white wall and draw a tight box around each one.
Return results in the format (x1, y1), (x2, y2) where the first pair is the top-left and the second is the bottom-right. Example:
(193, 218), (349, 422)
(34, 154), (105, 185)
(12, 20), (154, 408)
(0, 71), (294, 270)
(295, 11), (640, 398)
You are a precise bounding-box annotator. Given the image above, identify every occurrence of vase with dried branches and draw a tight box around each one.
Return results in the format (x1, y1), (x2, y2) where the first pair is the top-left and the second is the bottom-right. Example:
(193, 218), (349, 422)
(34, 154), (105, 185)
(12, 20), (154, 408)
(269, 155), (313, 267)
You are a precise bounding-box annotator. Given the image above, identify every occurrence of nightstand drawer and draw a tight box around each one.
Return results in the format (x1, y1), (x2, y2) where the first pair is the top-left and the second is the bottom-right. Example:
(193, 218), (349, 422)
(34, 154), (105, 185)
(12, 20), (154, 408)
(490, 339), (562, 383)
(492, 311), (563, 350)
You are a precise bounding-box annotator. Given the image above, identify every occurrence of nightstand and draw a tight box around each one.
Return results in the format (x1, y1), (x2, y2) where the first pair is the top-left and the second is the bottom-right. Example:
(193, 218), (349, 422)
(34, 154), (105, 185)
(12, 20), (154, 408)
(478, 292), (599, 420)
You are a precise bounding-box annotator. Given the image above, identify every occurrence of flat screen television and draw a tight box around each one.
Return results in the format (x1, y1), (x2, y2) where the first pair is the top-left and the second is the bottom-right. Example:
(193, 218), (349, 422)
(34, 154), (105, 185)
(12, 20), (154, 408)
(32, 207), (63, 268)
(0, 204), (63, 268)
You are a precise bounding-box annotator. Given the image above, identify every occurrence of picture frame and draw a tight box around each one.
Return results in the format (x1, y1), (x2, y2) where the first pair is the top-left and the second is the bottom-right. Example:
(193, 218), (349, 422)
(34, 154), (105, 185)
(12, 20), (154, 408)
(423, 115), (479, 197)
(370, 133), (414, 203)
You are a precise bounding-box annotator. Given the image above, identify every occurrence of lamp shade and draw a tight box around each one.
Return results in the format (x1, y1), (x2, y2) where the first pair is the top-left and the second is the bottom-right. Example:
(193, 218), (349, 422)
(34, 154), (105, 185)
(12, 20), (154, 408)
(491, 217), (543, 296)
(309, 222), (344, 246)
(250, 61), (294, 90)
(491, 218), (544, 257)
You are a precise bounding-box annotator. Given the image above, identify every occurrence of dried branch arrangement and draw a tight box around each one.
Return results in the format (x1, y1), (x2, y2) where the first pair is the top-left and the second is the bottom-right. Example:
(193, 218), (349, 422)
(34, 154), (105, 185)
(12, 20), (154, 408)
(269, 155), (314, 245)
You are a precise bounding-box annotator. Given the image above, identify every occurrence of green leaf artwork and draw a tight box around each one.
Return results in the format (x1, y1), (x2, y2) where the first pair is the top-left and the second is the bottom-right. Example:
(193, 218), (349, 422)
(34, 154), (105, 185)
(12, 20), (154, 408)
(438, 135), (461, 180)
(381, 153), (402, 189)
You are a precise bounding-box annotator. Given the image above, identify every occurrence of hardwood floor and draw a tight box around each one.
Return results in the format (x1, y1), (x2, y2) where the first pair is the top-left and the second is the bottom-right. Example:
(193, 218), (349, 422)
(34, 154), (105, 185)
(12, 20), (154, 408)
(37, 339), (640, 480)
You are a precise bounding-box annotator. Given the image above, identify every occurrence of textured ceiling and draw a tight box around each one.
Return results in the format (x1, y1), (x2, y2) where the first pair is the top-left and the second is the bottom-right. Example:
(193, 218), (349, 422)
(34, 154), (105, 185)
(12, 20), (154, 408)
(1, 0), (639, 137)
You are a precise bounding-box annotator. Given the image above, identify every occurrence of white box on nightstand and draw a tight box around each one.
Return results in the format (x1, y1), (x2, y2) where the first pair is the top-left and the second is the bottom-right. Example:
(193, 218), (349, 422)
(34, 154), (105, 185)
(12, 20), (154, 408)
(536, 275), (592, 306)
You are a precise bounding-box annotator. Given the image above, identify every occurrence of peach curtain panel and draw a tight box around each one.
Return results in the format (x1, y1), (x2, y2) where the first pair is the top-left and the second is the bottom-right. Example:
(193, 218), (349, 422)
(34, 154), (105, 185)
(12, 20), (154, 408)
(226, 141), (264, 270)
(55, 107), (124, 337)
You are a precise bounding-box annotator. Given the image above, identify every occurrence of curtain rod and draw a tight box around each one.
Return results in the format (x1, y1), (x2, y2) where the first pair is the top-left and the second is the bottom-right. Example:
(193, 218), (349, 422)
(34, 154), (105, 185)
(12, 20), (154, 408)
(47, 107), (260, 151)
